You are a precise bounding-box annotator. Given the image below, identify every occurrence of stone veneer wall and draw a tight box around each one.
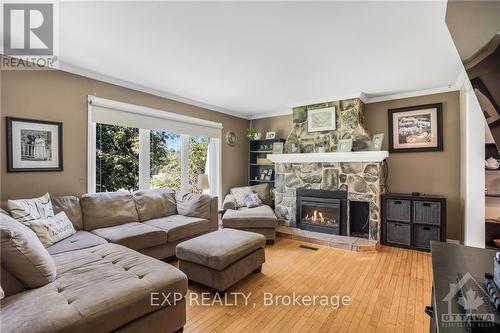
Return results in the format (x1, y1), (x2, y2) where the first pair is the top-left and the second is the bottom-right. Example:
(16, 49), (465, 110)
(274, 161), (385, 241)
(276, 97), (386, 241)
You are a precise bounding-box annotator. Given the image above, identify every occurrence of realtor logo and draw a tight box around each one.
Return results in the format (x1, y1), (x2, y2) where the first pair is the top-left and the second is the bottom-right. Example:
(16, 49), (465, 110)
(3, 3), (54, 56)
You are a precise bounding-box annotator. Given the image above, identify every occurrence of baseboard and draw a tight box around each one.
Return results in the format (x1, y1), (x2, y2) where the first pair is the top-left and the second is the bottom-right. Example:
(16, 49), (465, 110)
(446, 239), (461, 244)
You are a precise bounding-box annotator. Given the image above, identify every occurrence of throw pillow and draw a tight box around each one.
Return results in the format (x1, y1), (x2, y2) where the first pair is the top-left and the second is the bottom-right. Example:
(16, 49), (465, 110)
(8, 193), (54, 223)
(244, 192), (262, 208)
(230, 186), (253, 208)
(0, 213), (57, 288)
(24, 212), (76, 247)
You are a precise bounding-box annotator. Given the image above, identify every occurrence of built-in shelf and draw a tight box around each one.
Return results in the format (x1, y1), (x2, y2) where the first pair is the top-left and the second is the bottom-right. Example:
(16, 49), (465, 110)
(250, 163), (274, 166)
(250, 150), (272, 153)
(249, 179), (274, 183)
(267, 151), (389, 163)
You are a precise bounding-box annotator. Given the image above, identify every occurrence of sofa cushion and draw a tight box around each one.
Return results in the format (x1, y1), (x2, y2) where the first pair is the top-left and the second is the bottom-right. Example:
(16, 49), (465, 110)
(175, 192), (211, 219)
(80, 191), (139, 230)
(133, 188), (177, 221)
(222, 205), (278, 229)
(1, 267), (26, 297)
(47, 230), (107, 255)
(145, 215), (211, 243)
(0, 213), (57, 288)
(7, 193), (54, 223)
(176, 229), (266, 271)
(91, 222), (167, 250)
(51, 195), (83, 230)
(0, 243), (188, 333)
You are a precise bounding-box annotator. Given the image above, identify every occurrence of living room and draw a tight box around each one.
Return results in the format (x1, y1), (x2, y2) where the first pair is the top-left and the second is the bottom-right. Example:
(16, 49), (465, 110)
(1, 1), (499, 333)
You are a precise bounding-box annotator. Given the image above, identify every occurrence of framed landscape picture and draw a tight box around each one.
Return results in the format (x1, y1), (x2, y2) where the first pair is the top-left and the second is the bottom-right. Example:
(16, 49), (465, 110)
(307, 106), (335, 132)
(6, 117), (63, 172)
(388, 103), (443, 153)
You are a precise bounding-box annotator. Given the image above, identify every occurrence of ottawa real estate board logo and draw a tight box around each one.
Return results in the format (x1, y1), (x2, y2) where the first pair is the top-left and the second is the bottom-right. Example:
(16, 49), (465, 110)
(2, 3), (57, 69)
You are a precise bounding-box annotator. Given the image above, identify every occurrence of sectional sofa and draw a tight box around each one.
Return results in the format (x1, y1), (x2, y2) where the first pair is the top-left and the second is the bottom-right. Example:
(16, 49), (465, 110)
(0, 189), (218, 333)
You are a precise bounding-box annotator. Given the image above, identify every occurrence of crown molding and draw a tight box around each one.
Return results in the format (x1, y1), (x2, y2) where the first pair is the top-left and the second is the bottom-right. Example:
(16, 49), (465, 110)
(57, 62), (250, 120)
(364, 85), (460, 104)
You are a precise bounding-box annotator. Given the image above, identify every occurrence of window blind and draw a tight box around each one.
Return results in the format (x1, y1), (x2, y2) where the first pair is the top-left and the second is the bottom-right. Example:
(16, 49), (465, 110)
(88, 96), (223, 139)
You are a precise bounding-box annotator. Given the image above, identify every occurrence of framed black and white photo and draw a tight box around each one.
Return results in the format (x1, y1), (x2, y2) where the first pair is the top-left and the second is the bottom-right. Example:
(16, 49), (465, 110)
(7, 117), (63, 172)
(272, 142), (284, 154)
(265, 131), (276, 139)
(371, 133), (384, 151)
(388, 103), (443, 153)
(307, 106), (335, 132)
(337, 138), (353, 152)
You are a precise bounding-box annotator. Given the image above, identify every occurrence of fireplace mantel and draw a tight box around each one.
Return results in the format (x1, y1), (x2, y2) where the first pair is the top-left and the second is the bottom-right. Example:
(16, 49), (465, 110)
(267, 151), (388, 163)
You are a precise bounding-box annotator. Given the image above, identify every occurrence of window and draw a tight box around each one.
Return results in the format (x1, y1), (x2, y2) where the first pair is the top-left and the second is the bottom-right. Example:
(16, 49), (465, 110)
(88, 96), (221, 200)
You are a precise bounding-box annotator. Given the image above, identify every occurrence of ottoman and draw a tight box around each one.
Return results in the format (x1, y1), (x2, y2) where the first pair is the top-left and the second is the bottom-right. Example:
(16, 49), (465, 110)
(222, 205), (278, 243)
(175, 229), (266, 291)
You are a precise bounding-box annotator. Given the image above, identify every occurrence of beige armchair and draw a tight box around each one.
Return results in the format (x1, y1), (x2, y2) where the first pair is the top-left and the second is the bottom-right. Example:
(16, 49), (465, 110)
(221, 184), (278, 243)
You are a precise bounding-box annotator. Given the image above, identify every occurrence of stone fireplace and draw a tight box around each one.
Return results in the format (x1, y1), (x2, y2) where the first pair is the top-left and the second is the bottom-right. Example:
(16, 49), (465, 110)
(268, 97), (387, 241)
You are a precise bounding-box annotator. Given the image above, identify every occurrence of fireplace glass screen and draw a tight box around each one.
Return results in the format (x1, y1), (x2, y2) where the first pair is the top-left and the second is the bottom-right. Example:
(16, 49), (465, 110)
(300, 199), (340, 234)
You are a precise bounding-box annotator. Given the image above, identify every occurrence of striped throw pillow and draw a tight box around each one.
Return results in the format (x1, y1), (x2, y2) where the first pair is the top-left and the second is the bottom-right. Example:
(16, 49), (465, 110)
(8, 193), (55, 223)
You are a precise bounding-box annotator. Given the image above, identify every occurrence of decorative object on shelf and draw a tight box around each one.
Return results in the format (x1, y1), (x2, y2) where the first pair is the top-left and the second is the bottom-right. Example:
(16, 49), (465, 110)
(246, 127), (262, 140)
(388, 103), (443, 153)
(317, 146), (326, 153)
(472, 77), (500, 127)
(256, 155), (272, 165)
(197, 174), (209, 192)
(272, 142), (284, 154)
(371, 133), (385, 151)
(307, 106), (336, 132)
(337, 138), (353, 152)
(225, 131), (237, 146)
(259, 171), (267, 180)
(6, 117), (63, 172)
(485, 157), (500, 170)
(265, 131), (276, 139)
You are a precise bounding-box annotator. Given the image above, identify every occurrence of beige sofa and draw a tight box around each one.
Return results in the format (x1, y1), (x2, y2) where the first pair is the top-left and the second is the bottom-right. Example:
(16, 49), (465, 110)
(221, 184), (278, 243)
(1, 189), (218, 333)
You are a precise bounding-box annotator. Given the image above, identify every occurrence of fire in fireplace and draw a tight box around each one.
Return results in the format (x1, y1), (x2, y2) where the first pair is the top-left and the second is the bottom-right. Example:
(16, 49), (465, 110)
(296, 188), (347, 235)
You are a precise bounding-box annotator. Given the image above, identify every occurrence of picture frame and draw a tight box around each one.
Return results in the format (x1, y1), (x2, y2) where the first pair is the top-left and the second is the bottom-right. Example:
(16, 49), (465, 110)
(259, 170), (267, 180)
(225, 131), (237, 146)
(307, 106), (335, 132)
(264, 175), (272, 181)
(6, 117), (63, 172)
(267, 169), (273, 176)
(337, 138), (353, 152)
(371, 133), (384, 151)
(388, 103), (443, 153)
(265, 131), (276, 139)
(272, 142), (284, 154)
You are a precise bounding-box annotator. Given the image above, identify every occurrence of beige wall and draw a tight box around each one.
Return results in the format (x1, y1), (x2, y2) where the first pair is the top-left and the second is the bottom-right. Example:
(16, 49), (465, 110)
(253, 91), (462, 240)
(1, 70), (249, 200)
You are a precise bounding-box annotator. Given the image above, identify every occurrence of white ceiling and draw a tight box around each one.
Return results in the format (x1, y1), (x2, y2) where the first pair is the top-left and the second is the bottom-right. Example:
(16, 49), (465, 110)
(57, 1), (463, 118)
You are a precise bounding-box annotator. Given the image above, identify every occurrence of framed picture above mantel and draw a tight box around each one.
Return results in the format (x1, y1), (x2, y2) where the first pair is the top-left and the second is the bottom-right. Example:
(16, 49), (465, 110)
(388, 103), (443, 153)
(6, 117), (63, 172)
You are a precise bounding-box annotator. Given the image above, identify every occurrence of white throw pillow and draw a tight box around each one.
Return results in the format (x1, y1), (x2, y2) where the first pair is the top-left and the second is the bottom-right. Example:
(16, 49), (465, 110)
(24, 212), (76, 247)
(244, 192), (262, 208)
(230, 186), (253, 208)
(8, 193), (54, 223)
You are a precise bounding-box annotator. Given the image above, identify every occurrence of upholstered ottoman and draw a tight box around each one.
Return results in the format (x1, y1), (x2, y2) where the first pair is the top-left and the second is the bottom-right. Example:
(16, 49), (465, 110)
(222, 205), (278, 243)
(175, 229), (266, 291)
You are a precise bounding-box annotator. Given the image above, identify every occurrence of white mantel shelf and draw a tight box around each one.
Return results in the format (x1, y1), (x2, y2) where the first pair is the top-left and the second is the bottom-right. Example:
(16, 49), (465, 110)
(267, 151), (389, 163)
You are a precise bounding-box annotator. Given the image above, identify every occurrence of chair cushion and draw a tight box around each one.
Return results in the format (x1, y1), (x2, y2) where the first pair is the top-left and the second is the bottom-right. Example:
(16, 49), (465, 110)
(175, 192), (212, 219)
(80, 191), (140, 230)
(51, 195), (83, 230)
(176, 229), (266, 270)
(91, 222), (167, 250)
(222, 205), (278, 229)
(47, 230), (107, 255)
(133, 188), (177, 222)
(0, 213), (57, 288)
(144, 215), (210, 243)
(0, 243), (188, 333)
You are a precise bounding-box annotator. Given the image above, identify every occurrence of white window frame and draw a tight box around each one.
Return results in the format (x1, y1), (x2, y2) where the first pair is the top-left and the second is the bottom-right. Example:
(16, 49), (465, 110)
(87, 96), (222, 202)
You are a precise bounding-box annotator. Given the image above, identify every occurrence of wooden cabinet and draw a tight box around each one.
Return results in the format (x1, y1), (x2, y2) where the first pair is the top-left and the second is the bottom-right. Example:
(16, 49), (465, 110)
(381, 193), (446, 251)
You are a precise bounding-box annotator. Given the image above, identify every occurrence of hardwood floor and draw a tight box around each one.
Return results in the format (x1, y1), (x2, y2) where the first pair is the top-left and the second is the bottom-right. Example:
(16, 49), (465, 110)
(179, 237), (432, 333)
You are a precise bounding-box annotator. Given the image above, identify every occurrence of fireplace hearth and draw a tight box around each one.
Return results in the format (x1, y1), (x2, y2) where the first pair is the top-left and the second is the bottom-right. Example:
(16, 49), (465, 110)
(296, 188), (347, 235)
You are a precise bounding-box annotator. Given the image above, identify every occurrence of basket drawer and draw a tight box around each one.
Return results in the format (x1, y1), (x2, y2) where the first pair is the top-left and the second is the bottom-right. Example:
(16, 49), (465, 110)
(414, 225), (440, 249)
(387, 222), (411, 246)
(386, 199), (411, 222)
(414, 201), (441, 225)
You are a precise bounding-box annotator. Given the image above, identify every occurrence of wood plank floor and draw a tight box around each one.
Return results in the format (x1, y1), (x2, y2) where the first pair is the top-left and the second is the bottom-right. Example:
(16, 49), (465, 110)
(176, 237), (432, 333)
